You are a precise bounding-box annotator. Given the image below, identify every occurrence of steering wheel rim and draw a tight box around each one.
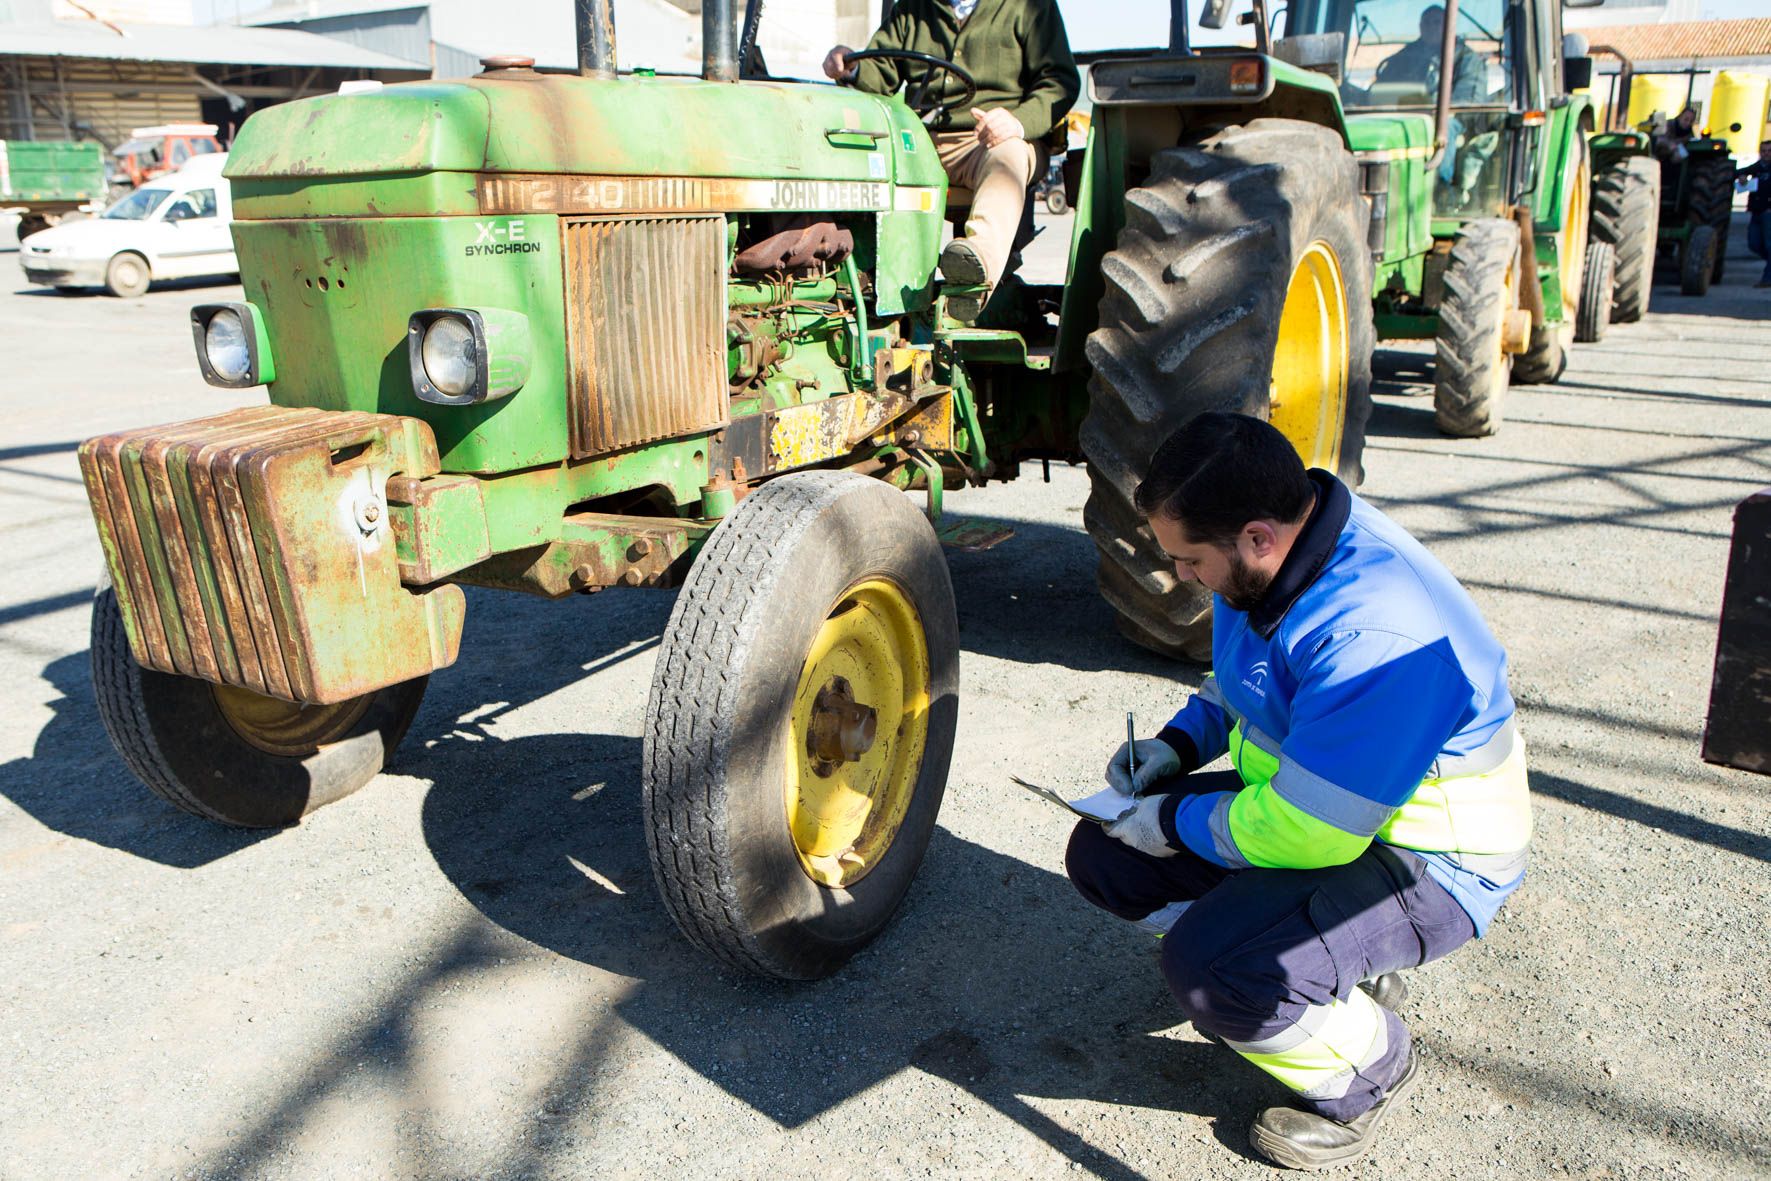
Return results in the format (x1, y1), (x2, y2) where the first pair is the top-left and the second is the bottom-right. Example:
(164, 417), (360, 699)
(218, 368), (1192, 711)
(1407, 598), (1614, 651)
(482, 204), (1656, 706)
(843, 49), (978, 118)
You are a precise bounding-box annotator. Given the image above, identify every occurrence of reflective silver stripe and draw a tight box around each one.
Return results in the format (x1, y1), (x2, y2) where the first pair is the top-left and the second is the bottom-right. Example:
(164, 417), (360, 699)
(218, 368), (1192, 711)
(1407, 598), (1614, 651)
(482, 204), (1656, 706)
(1295, 1005), (1390, 1102)
(1429, 716), (1518, 779)
(1207, 795), (1251, 868)
(1443, 847), (1529, 881)
(1198, 674), (1241, 727)
(1241, 721), (1282, 760)
(1222, 1002), (1337, 1056)
(1133, 900), (1191, 936)
(1271, 759), (1396, 838)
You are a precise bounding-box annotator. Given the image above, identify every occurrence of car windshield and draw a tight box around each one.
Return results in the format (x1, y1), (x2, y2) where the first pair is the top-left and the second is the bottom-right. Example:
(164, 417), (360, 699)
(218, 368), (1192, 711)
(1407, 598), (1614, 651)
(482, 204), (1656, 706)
(104, 188), (173, 220)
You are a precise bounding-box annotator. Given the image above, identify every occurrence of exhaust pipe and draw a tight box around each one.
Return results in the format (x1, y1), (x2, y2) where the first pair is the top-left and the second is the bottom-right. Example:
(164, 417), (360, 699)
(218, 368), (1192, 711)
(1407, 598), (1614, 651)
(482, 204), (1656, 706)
(576, 0), (617, 80)
(705, 0), (737, 83)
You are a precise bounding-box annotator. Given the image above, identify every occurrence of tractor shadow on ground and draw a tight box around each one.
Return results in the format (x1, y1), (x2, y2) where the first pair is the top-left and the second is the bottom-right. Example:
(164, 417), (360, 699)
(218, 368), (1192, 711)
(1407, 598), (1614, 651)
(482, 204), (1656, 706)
(414, 719), (1275, 1175)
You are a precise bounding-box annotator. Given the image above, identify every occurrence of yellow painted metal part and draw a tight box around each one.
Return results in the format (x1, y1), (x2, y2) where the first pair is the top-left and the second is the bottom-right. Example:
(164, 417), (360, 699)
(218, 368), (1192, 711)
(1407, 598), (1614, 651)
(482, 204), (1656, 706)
(211, 683), (372, 757)
(1710, 71), (1770, 159)
(785, 578), (931, 889)
(1268, 240), (1350, 471)
(1557, 152), (1591, 331)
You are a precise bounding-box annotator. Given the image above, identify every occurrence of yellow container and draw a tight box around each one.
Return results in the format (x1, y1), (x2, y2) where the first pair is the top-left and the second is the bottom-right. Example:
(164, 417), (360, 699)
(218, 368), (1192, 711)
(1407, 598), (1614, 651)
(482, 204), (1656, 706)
(1627, 74), (1693, 132)
(1708, 70), (1769, 158)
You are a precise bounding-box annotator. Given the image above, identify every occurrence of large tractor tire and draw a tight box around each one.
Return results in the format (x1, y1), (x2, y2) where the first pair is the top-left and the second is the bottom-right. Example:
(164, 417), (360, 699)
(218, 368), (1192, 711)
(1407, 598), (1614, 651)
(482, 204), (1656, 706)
(1681, 224), (1717, 296)
(1079, 119), (1373, 661)
(1575, 240), (1616, 344)
(1686, 152), (1735, 283)
(1590, 155), (1659, 323)
(90, 577), (428, 828)
(1433, 219), (1521, 438)
(642, 472), (958, 980)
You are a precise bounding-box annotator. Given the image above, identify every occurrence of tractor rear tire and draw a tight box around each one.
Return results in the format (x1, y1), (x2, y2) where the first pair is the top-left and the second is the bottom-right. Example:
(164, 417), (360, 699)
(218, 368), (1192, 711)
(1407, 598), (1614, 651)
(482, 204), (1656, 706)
(1681, 224), (1717, 296)
(1686, 152), (1734, 283)
(1575, 240), (1615, 344)
(1433, 219), (1520, 438)
(1590, 155), (1659, 323)
(1079, 119), (1373, 661)
(16, 213), (50, 241)
(642, 472), (958, 980)
(90, 577), (428, 827)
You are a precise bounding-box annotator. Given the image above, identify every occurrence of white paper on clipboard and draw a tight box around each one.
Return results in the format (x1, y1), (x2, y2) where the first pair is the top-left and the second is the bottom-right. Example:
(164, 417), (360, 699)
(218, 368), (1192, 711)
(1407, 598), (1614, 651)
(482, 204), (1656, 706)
(1011, 776), (1138, 825)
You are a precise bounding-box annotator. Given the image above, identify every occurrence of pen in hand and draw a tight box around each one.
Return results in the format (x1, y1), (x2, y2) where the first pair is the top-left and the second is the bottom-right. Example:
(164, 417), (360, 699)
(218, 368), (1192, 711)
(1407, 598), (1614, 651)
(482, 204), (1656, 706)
(1126, 711), (1137, 791)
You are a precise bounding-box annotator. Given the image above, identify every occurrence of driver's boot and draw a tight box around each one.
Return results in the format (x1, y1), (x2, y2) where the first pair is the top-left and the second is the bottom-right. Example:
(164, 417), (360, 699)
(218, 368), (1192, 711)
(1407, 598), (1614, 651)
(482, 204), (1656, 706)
(1247, 1050), (1421, 1171)
(939, 238), (991, 323)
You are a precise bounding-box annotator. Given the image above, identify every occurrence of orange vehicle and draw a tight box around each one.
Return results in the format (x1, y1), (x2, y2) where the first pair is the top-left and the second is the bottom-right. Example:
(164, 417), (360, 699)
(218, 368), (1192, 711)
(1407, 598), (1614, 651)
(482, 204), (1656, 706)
(109, 123), (224, 190)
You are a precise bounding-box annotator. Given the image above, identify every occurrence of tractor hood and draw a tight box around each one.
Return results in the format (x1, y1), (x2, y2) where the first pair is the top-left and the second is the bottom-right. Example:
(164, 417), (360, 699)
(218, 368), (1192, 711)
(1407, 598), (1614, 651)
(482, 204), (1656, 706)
(225, 73), (924, 187)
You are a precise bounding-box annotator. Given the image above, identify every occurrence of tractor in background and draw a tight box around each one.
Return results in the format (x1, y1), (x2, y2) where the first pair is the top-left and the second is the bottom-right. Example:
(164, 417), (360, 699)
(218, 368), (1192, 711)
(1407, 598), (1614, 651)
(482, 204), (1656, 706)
(77, 0), (1384, 979)
(1274, 0), (1621, 438)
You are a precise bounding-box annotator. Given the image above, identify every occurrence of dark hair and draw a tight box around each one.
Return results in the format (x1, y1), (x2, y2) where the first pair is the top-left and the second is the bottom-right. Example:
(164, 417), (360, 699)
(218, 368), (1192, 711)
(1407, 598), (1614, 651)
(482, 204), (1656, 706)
(1133, 412), (1313, 546)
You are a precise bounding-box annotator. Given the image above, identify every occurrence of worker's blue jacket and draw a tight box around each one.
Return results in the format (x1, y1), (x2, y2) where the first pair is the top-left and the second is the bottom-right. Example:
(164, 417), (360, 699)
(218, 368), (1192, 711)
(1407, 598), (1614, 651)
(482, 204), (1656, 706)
(1156, 470), (1531, 933)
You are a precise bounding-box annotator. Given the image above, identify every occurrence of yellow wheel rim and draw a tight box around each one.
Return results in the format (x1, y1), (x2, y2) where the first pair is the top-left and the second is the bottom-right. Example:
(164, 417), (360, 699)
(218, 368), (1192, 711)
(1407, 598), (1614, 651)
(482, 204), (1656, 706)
(1269, 240), (1350, 471)
(785, 578), (930, 889)
(212, 684), (371, 758)
(1559, 152), (1591, 327)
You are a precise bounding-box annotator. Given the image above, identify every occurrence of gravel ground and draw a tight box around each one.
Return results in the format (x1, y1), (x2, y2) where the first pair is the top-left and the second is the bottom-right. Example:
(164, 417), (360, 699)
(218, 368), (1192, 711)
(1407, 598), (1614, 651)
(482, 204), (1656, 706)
(1, 212), (1768, 1181)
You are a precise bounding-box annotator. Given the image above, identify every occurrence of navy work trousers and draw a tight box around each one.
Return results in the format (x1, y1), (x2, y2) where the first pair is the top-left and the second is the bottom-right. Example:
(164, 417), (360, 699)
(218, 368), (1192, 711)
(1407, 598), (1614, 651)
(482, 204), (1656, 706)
(1066, 821), (1477, 1121)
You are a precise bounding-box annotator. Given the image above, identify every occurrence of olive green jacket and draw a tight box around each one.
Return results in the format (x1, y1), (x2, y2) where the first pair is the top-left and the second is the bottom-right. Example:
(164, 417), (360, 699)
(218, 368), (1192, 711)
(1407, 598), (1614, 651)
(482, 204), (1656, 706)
(853, 0), (1081, 140)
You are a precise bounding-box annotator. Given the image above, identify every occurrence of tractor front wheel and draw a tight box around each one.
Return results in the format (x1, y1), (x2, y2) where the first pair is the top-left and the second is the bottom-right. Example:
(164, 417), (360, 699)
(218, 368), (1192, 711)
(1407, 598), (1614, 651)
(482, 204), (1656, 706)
(1433, 219), (1521, 438)
(642, 472), (958, 980)
(1576, 240), (1616, 344)
(90, 579), (429, 827)
(1079, 119), (1373, 660)
(1681, 224), (1717, 296)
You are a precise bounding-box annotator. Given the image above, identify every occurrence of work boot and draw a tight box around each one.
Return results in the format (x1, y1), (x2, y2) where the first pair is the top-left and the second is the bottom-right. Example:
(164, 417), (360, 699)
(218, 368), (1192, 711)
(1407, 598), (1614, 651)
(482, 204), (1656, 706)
(1360, 972), (1408, 1012)
(939, 238), (991, 323)
(1247, 1051), (1421, 1171)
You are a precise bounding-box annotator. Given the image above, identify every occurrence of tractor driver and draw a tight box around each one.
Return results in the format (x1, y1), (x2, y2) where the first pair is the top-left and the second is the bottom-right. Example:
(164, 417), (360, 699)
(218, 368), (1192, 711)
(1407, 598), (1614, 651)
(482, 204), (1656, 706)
(823, 0), (1080, 322)
(1370, 5), (1491, 206)
(1066, 413), (1532, 1170)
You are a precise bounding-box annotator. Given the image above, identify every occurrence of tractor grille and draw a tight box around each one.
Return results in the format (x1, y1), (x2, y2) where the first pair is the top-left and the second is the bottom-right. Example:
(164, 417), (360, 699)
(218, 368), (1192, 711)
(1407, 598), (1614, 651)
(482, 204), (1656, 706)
(78, 406), (463, 704)
(561, 214), (728, 458)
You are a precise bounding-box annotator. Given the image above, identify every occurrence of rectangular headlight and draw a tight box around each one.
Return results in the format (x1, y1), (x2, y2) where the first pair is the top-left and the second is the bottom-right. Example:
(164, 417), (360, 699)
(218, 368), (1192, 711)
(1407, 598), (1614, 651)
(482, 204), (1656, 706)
(191, 302), (275, 388)
(407, 307), (531, 406)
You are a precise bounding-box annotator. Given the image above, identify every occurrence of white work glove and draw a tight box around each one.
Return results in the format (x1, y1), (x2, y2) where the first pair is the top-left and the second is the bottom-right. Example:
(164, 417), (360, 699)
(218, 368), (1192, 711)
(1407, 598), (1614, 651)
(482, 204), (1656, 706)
(1105, 737), (1182, 796)
(1104, 794), (1176, 858)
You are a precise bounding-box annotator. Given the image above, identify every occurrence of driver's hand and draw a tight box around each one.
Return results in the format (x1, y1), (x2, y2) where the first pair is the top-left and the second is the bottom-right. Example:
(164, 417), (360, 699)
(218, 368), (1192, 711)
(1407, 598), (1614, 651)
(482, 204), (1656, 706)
(823, 45), (857, 82)
(973, 107), (1024, 149)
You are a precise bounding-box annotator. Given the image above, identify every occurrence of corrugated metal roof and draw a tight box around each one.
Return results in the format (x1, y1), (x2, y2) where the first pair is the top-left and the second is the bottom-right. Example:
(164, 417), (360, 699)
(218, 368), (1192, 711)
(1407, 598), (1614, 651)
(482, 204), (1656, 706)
(0, 18), (429, 68)
(1587, 18), (1771, 66)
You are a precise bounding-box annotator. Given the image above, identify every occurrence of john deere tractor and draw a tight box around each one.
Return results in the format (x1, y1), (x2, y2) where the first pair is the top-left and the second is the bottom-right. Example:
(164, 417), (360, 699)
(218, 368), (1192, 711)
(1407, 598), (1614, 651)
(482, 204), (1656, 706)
(1271, 0), (1616, 437)
(78, 0), (1381, 979)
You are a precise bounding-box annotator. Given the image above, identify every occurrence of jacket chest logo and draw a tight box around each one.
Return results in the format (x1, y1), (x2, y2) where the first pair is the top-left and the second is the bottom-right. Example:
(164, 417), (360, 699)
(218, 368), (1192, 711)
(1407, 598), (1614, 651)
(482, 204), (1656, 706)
(1241, 661), (1270, 699)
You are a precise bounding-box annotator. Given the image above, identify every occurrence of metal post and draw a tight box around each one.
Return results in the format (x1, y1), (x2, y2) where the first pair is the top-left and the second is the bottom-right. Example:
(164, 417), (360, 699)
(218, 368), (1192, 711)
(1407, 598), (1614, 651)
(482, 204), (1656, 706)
(1426, 0), (1459, 170)
(576, 0), (617, 80)
(705, 0), (737, 82)
(1168, 0), (1190, 53)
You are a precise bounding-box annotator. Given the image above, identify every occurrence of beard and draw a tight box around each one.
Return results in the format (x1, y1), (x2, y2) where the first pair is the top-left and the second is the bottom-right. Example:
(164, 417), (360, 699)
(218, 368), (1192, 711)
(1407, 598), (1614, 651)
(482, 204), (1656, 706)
(1218, 553), (1275, 613)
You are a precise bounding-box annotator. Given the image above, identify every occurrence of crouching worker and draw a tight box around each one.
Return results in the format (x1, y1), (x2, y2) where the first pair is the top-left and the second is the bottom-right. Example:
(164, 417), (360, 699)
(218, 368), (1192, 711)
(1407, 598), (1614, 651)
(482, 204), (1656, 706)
(1066, 412), (1531, 1171)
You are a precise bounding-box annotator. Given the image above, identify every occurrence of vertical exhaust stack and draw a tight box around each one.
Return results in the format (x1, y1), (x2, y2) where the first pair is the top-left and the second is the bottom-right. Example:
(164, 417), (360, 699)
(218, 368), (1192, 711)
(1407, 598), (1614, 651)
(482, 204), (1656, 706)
(577, 0), (617, 80)
(705, 0), (737, 82)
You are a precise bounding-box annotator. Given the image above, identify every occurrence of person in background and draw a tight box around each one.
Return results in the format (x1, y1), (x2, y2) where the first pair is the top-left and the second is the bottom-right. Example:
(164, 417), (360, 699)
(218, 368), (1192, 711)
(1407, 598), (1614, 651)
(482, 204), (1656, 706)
(1738, 139), (1771, 289)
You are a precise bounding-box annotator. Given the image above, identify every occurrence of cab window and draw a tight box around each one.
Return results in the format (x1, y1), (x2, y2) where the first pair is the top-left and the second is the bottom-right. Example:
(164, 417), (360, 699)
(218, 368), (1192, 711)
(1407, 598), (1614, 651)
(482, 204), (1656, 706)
(163, 189), (218, 221)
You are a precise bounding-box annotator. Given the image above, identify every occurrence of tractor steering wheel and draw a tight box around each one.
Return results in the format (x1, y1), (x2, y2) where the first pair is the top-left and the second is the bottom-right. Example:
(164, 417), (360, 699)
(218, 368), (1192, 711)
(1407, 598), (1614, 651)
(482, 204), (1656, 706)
(843, 49), (978, 121)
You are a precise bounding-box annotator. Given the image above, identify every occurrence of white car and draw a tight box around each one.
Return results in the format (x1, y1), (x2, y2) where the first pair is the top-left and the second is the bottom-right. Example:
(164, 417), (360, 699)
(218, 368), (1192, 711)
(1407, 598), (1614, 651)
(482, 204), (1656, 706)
(18, 153), (237, 297)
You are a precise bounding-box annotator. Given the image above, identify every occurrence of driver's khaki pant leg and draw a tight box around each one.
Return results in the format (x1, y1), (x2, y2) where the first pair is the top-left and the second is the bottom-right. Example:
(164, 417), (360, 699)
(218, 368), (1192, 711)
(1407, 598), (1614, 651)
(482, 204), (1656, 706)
(933, 130), (1042, 288)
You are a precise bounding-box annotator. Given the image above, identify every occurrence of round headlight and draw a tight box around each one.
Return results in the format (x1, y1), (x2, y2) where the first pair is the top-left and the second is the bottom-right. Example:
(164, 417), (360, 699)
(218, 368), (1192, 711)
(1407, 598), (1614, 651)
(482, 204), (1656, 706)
(204, 309), (252, 383)
(421, 316), (478, 398)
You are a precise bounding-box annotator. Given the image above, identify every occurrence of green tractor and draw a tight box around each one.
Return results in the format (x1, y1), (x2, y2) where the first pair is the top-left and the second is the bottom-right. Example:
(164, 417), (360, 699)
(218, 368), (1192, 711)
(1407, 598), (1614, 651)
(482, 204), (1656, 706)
(78, 0), (1391, 980)
(1273, 0), (1624, 437)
